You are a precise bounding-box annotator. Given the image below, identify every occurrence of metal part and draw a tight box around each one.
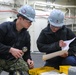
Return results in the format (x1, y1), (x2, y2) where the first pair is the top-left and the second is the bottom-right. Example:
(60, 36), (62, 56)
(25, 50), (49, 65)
(22, 47), (28, 53)
(0, 2), (21, 7)
(68, 67), (76, 75)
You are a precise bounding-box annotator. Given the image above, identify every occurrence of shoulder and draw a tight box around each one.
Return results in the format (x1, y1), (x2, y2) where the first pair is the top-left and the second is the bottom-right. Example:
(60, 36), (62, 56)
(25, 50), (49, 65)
(62, 25), (75, 37)
(0, 21), (13, 33)
(42, 25), (50, 33)
(22, 29), (30, 37)
(41, 24), (52, 34)
(0, 22), (9, 31)
(62, 25), (73, 33)
(0, 21), (12, 29)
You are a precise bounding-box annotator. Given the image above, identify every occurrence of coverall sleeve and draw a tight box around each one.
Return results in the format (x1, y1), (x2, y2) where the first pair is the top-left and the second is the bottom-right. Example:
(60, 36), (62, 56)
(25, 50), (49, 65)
(37, 30), (61, 53)
(23, 32), (32, 61)
(0, 24), (11, 54)
(66, 28), (76, 56)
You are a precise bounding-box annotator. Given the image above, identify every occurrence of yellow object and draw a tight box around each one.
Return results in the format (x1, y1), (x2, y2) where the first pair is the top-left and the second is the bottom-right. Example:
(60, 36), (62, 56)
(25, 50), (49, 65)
(29, 66), (55, 75)
(59, 66), (71, 75)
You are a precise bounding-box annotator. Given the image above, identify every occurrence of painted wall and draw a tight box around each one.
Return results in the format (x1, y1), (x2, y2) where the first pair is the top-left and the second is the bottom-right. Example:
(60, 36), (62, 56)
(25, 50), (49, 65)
(28, 16), (48, 52)
(0, 0), (76, 52)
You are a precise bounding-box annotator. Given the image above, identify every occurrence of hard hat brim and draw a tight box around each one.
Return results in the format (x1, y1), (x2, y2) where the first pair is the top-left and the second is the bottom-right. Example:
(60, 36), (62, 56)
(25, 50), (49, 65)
(48, 19), (64, 27)
(19, 12), (35, 22)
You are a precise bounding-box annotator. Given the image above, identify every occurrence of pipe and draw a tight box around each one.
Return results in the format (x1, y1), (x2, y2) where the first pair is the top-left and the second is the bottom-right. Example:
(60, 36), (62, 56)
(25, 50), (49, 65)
(0, 2), (21, 7)
(34, 1), (76, 9)
(0, 10), (18, 14)
(24, 0), (28, 5)
(0, 10), (76, 18)
(36, 15), (76, 19)
(68, 9), (71, 17)
(24, 0), (27, 5)
(26, 0), (28, 4)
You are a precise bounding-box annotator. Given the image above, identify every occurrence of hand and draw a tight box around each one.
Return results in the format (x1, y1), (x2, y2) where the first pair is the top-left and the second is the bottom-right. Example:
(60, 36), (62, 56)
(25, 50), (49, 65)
(60, 51), (68, 58)
(27, 59), (34, 69)
(59, 40), (66, 47)
(9, 47), (24, 59)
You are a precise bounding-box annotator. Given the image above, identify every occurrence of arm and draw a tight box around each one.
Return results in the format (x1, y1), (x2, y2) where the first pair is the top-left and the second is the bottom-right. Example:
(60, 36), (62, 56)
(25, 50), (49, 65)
(66, 28), (76, 56)
(0, 24), (11, 54)
(23, 32), (34, 69)
(23, 32), (31, 61)
(68, 39), (76, 56)
(37, 30), (61, 53)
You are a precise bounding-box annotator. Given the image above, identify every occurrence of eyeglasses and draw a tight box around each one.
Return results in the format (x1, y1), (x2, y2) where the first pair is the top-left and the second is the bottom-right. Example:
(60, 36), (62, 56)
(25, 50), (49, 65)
(51, 25), (62, 29)
(27, 20), (32, 23)
(50, 25), (62, 32)
(24, 17), (32, 23)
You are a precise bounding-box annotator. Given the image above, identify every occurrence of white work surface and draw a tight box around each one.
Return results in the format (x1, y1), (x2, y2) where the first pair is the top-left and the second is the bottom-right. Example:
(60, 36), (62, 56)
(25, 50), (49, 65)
(40, 70), (66, 75)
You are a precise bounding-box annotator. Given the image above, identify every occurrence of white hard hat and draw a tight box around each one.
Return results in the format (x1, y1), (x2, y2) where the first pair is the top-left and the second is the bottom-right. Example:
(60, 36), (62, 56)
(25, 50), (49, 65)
(18, 5), (35, 22)
(48, 9), (64, 27)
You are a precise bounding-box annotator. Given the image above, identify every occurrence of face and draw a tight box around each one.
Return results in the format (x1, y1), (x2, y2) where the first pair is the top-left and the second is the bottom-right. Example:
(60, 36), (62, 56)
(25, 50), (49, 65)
(21, 17), (32, 29)
(50, 25), (61, 32)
